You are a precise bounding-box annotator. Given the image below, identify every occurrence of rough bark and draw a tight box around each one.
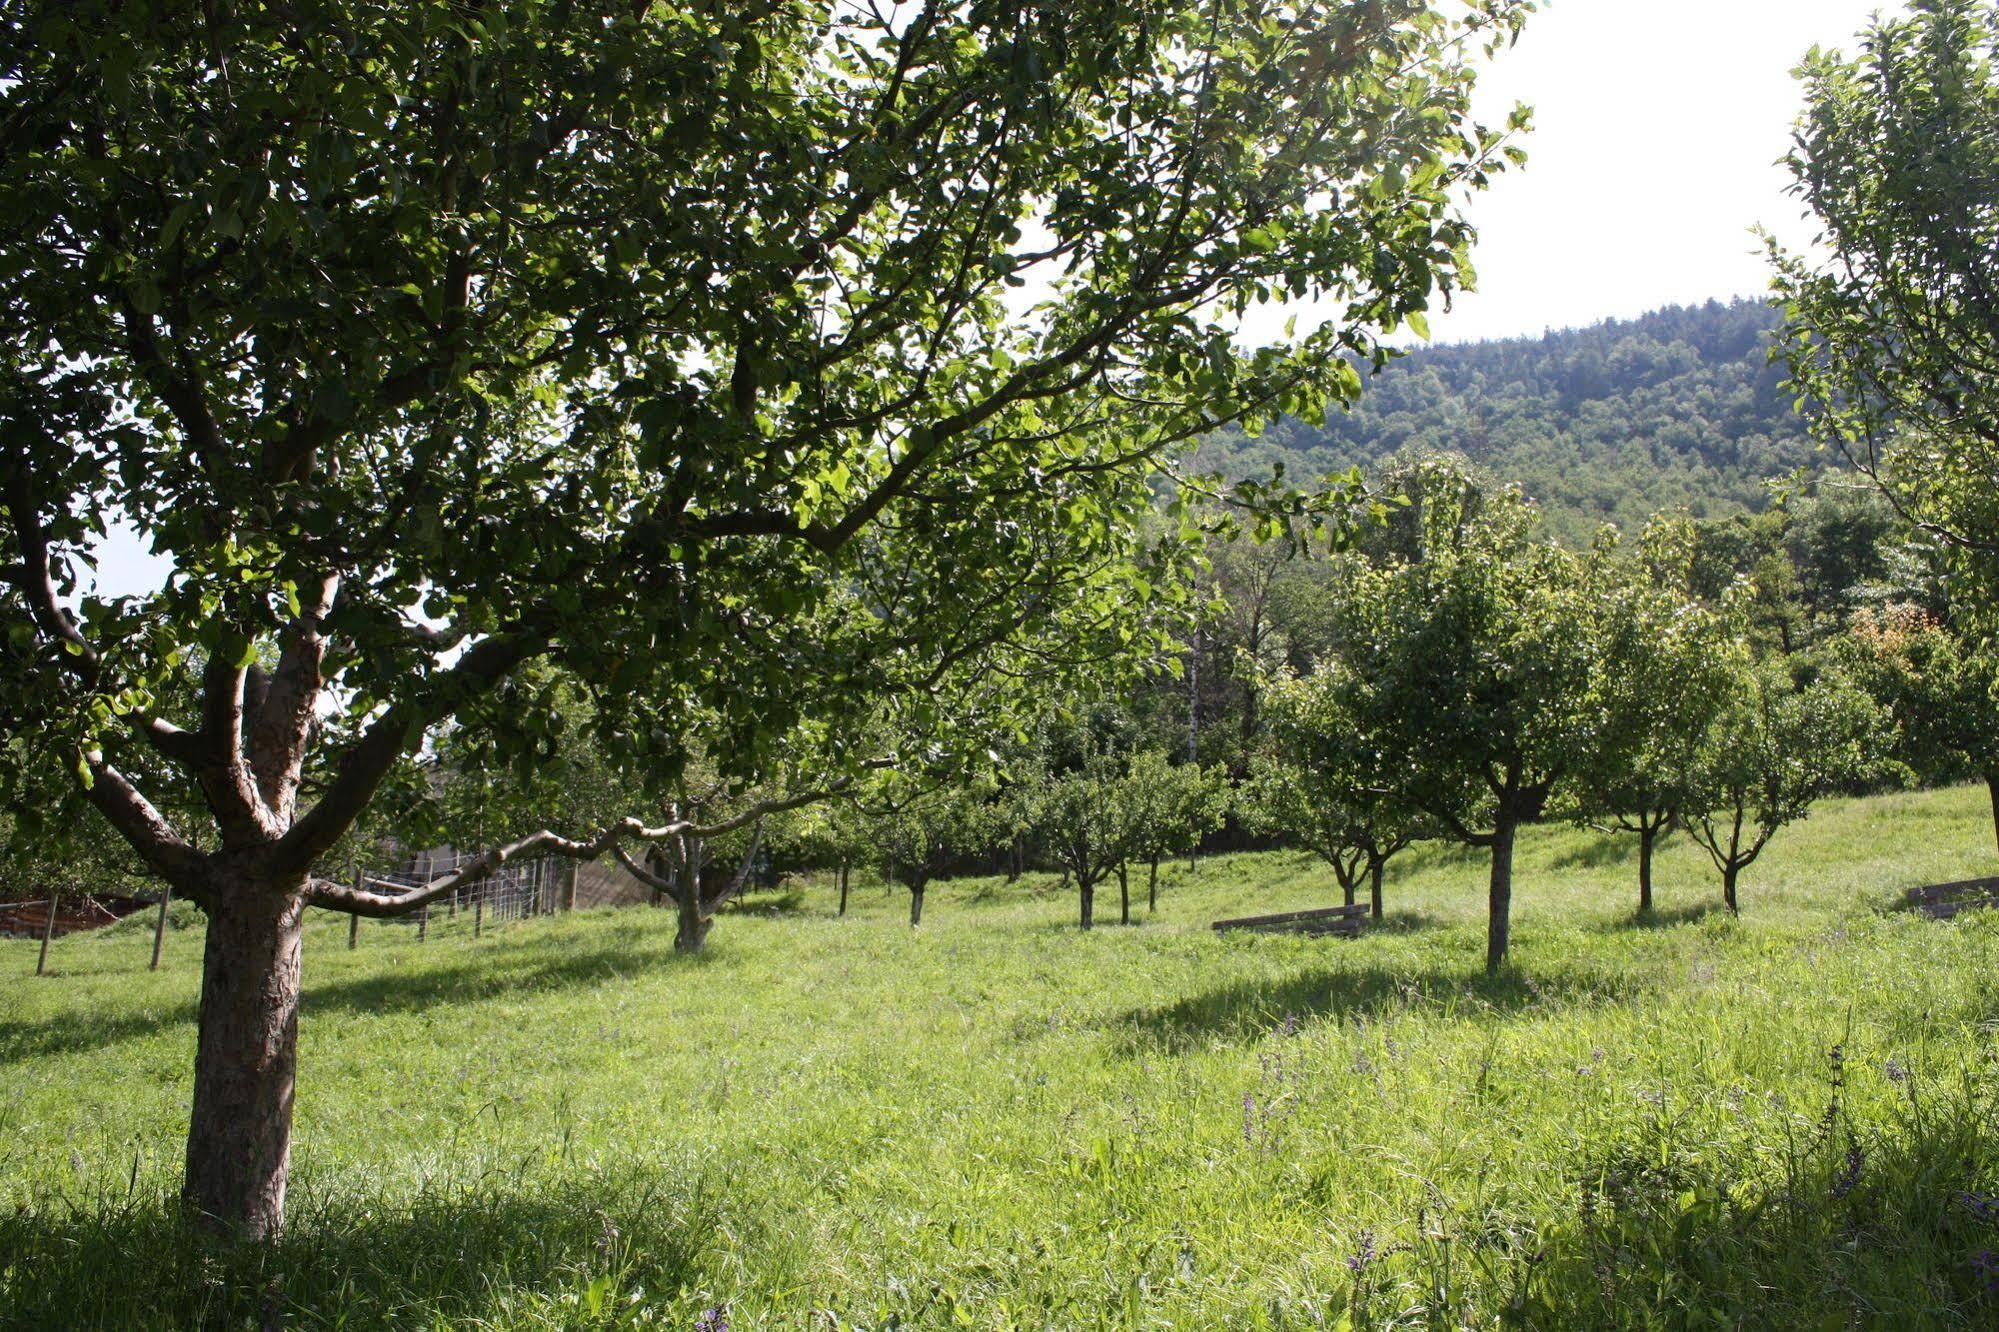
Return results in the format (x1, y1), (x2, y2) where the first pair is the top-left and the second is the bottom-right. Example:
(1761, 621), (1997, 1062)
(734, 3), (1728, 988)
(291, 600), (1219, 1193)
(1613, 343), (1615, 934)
(1368, 854), (1384, 922)
(1079, 882), (1095, 930)
(1118, 863), (1130, 925)
(837, 862), (850, 916)
(182, 881), (306, 1241)
(1147, 855), (1159, 913)
(1486, 817), (1516, 974)
(1723, 863), (1740, 915)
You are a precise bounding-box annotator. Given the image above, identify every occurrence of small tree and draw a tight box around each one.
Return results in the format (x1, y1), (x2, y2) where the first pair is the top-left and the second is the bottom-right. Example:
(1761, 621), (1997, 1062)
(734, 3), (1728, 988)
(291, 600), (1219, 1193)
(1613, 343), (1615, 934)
(1842, 605), (1999, 852)
(1034, 751), (1149, 929)
(1123, 751), (1229, 914)
(1684, 660), (1881, 913)
(871, 783), (1004, 926)
(1335, 459), (1607, 971)
(1245, 660), (1416, 920)
(1568, 520), (1748, 913)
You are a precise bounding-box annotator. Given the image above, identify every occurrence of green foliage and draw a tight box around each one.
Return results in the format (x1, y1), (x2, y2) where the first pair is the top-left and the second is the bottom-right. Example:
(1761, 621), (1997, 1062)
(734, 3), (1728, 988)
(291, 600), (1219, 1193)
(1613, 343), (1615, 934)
(1204, 300), (1818, 542)
(1772, 0), (1999, 616)
(6, 785), (1999, 1326)
(1684, 658), (1886, 907)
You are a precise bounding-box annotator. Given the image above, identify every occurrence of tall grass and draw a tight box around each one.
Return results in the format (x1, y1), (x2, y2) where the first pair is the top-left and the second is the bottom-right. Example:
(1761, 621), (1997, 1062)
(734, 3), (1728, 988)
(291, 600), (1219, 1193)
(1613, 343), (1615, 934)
(4, 786), (1998, 1328)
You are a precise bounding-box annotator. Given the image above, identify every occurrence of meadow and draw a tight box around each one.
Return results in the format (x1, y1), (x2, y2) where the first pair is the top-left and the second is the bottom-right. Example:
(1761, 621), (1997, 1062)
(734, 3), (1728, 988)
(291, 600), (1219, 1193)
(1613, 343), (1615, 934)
(5, 785), (1999, 1329)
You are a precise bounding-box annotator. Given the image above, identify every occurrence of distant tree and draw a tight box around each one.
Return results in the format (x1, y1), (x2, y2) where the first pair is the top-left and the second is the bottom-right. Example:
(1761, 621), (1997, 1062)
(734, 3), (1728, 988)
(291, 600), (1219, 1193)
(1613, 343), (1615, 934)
(871, 782), (1004, 927)
(1334, 459), (1607, 971)
(1034, 749), (1150, 930)
(1123, 751), (1229, 914)
(1568, 520), (1748, 913)
(1245, 658), (1417, 921)
(1772, 0), (1999, 610)
(1683, 660), (1882, 913)
(1841, 605), (1999, 851)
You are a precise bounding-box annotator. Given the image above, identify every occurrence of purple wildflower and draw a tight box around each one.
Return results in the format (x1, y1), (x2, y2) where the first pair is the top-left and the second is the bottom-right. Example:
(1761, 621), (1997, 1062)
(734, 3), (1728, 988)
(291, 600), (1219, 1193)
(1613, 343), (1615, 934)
(694, 1305), (730, 1332)
(1959, 1192), (1999, 1225)
(1346, 1228), (1376, 1273)
(1972, 1250), (1999, 1296)
(1830, 1146), (1864, 1201)
(1884, 1057), (1908, 1084)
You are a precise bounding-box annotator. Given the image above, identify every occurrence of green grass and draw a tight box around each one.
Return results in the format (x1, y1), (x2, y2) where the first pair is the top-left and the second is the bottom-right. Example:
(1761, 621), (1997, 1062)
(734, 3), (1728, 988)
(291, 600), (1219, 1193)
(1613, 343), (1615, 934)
(5, 786), (1999, 1328)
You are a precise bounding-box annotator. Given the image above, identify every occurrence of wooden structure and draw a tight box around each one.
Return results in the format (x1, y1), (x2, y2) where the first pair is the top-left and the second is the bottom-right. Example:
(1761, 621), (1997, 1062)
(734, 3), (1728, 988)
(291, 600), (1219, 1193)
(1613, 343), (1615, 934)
(1212, 903), (1369, 938)
(0, 894), (151, 939)
(1906, 877), (1999, 920)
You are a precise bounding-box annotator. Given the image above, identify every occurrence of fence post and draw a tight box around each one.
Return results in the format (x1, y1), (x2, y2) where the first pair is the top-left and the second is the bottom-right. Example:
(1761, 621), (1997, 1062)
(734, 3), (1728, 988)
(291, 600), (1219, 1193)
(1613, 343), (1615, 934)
(349, 867), (363, 950)
(418, 903), (428, 943)
(35, 889), (59, 977)
(150, 886), (171, 971)
(562, 860), (578, 912)
(474, 890), (483, 939)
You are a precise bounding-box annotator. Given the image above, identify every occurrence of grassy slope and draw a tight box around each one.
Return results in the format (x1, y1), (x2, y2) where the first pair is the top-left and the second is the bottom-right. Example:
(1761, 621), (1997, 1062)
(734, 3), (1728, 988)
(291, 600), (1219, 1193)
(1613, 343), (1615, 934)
(4, 786), (1999, 1329)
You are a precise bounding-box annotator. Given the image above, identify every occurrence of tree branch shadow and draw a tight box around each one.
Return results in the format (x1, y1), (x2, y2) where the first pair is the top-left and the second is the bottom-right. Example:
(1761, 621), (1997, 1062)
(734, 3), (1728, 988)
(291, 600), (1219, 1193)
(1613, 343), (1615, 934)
(1115, 960), (1644, 1052)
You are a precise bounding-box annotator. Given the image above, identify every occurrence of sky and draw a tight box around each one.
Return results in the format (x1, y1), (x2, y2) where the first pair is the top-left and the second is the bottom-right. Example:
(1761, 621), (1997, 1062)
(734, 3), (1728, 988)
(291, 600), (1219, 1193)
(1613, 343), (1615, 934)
(88, 0), (1905, 597)
(1411, 0), (1908, 345)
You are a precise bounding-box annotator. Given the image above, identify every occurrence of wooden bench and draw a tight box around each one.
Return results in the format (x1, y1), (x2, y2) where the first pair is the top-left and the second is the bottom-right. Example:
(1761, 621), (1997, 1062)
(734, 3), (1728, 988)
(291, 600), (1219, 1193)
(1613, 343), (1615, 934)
(1906, 877), (1999, 920)
(1212, 904), (1369, 938)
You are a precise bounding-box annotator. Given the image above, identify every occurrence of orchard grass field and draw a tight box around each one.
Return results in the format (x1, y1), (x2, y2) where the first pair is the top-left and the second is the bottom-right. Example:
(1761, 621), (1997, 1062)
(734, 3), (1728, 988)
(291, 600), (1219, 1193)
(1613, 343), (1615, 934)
(5, 786), (1999, 1329)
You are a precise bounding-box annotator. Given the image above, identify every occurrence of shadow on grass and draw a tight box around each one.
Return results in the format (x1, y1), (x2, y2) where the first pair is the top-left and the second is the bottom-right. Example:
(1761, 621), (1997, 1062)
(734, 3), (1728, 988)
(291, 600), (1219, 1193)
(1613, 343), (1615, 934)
(1601, 900), (1722, 932)
(0, 936), (691, 1066)
(0, 1170), (722, 1329)
(1547, 834), (1638, 872)
(1118, 960), (1644, 1050)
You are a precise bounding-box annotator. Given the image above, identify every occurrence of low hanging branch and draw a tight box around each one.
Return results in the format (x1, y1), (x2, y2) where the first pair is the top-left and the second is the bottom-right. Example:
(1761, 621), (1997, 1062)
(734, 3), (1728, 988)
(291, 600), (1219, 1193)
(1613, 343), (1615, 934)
(304, 774), (863, 918)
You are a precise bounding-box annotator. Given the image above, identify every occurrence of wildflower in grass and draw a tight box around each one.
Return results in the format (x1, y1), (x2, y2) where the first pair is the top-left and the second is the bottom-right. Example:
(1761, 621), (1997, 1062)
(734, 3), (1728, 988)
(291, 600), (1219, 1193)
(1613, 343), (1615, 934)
(1830, 1145), (1864, 1200)
(1972, 1250), (1999, 1296)
(1280, 1013), (1300, 1038)
(1884, 1057), (1908, 1084)
(1958, 1192), (1999, 1225)
(1346, 1228), (1377, 1273)
(694, 1304), (730, 1332)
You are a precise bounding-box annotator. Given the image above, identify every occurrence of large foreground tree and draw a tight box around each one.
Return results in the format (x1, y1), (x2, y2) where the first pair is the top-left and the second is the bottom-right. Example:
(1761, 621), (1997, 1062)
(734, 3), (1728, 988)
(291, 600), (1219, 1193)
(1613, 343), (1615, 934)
(1771, 0), (1999, 608)
(0, 0), (1528, 1238)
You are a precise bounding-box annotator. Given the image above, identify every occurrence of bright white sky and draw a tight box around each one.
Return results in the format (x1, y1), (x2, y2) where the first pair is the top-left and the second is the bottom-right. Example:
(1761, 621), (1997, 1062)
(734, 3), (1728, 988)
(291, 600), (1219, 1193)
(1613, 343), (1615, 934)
(90, 0), (1902, 597)
(1414, 0), (1906, 344)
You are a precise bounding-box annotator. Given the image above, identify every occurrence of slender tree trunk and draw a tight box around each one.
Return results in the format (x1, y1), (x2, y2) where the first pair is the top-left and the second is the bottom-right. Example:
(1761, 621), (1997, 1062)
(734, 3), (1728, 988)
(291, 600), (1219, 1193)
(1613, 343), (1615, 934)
(909, 884), (925, 926)
(150, 886), (171, 971)
(1637, 824), (1657, 915)
(561, 860), (578, 912)
(1723, 863), (1740, 915)
(1148, 855), (1160, 913)
(1079, 881), (1094, 930)
(837, 862), (850, 917)
(1368, 854), (1384, 922)
(1115, 863), (1128, 925)
(35, 888), (58, 976)
(1008, 836), (1023, 884)
(1986, 771), (1999, 856)
(1486, 818), (1516, 974)
(1338, 866), (1357, 909)
(182, 882), (306, 1241)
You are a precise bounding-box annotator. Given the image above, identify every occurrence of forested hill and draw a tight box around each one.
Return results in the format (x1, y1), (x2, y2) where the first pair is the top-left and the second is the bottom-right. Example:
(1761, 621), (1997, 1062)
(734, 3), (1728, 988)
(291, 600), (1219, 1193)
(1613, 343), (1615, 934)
(1206, 299), (1821, 542)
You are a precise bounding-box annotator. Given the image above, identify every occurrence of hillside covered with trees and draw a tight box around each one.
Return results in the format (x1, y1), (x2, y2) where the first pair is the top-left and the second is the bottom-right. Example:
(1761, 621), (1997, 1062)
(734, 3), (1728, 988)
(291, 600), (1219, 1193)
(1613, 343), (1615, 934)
(1207, 299), (1817, 541)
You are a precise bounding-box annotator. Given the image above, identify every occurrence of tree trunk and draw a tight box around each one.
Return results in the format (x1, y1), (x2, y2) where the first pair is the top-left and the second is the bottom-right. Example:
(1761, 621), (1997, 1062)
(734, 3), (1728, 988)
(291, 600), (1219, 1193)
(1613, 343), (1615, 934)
(1986, 771), (1999, 856)
(36, 888), (58, 976)
(1148, 855), (1160, 913)
(837, 862), (850, 917)
(561, 860), (578, 912)
(1637, 823), (1656, 915)
(674, 884), (709, 953)
(1723, 863), (1740, 915)
(1079, 882), (1094, 930)
(182, 883), (306, 1241)
(1368, 854), (1384, 923)
(1338, 866), (1357, 909)
(909, 885), (925, 927)
(1486, 818), (1516, 974)
(150, 886), (171, 971)
(1118, 863), (1130, 925)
